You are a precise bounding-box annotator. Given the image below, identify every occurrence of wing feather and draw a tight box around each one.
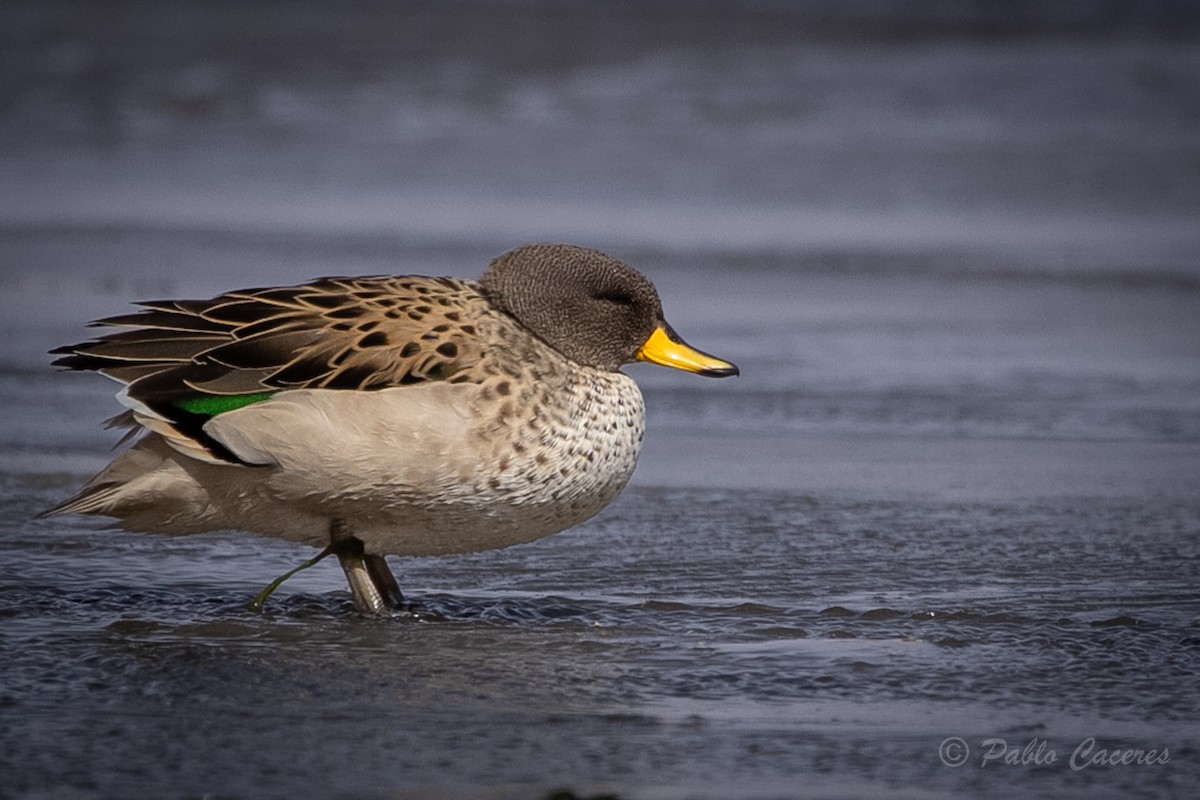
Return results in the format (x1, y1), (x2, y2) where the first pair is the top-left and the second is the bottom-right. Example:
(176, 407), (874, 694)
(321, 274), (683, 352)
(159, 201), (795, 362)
(51, 275), (488, 463)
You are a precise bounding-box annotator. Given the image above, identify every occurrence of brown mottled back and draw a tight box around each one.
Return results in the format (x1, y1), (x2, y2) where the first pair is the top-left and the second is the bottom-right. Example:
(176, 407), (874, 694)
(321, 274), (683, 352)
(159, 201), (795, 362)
(51, 276), (490, 455)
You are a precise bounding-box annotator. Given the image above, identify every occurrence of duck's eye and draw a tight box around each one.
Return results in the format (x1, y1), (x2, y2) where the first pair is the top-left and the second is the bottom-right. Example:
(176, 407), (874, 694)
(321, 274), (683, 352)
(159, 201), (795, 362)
(594, 290), (635, 307)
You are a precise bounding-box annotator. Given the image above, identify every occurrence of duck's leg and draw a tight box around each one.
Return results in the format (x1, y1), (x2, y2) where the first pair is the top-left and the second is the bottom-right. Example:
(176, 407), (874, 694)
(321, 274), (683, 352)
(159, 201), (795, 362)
(329, 519), (404, 614)
(364, 553), (404, 608)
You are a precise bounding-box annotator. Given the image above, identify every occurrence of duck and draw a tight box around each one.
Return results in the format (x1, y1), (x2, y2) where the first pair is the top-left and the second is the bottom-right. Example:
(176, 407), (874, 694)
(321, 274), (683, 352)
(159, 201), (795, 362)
(43, 242), (738, 613)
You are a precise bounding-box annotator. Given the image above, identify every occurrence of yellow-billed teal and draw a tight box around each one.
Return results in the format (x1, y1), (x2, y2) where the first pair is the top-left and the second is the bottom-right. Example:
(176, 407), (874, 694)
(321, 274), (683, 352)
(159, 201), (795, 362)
(44, 243), (738, 613)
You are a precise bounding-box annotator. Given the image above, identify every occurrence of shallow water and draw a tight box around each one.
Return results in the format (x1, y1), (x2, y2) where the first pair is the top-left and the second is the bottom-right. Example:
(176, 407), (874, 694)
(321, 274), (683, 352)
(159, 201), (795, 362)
(3, 2), (1200, 799)
(4, 482), (1199, 799)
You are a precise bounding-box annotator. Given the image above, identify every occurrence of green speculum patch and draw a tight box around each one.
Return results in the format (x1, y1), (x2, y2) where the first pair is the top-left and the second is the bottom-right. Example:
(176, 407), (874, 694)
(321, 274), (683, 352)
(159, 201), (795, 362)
(174, 391), (276, 417)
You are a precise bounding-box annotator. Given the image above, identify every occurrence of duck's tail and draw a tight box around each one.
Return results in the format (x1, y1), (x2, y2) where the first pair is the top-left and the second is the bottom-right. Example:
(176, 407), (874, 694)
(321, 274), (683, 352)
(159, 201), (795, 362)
(37, 481), (126, 519)
(36, 435), (202, 527)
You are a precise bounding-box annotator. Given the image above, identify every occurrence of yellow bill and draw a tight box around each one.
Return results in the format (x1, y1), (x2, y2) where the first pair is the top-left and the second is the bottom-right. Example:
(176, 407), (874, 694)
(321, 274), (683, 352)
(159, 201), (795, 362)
(635, 324), (739, 377)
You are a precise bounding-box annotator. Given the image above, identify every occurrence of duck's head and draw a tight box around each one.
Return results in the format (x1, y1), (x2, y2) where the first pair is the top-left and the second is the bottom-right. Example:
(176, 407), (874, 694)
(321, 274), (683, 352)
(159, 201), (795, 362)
(482, 243), (739, 377)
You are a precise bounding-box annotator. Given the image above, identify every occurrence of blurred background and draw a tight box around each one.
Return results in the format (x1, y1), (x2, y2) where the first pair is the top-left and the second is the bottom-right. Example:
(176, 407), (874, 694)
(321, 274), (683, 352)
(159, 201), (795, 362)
(3, 0), (1199, 472)
(2, 2), (1199, 799)
(3, 0), (1198, 278)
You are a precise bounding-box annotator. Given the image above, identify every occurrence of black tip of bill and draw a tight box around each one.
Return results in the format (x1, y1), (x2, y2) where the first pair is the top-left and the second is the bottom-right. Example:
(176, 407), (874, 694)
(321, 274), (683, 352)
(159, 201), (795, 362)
(699, 362), (740, 378)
